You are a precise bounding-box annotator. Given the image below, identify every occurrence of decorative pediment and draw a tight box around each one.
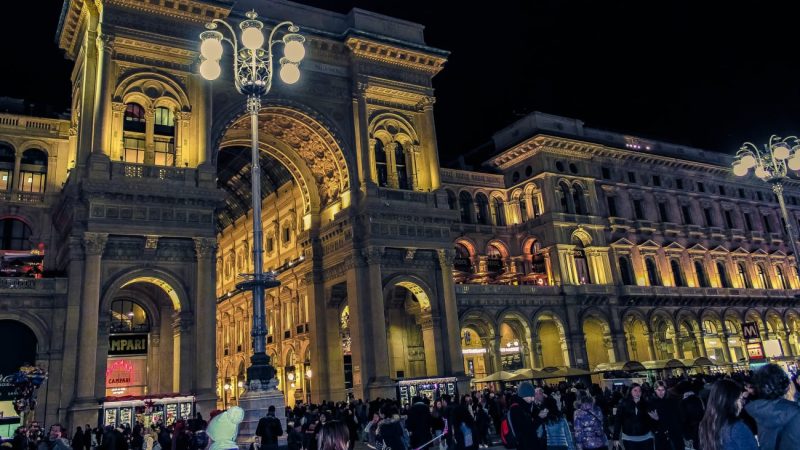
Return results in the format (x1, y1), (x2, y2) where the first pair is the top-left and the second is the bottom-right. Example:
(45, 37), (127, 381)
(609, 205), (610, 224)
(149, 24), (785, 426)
(663, 242), (686, 253)
(639, 239), (661, 250)
(732, 247), (750, 255)
(610, 238), (635, 248)
(688, 244), (708, 254)
(710, 246), (730, 255)
(771, 250), (788, 257)
(751, 248), (769, 259)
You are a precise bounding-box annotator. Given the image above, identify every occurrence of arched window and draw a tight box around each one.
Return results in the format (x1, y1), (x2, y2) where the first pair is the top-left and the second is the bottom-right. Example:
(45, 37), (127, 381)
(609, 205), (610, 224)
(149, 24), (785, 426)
(695, 260), (709, 288)
(645, 257), (661, 286)
(476, 193), (490, 225)
(519, 196), (529, 222)
(717, 261), (731, 288)
(757, 264), (771, 289)
(0, 218), (32, 251)
(459, 192), (473, 223)
(394, 143), (409, 190)
(671, 260), (686, 287)
(737, 263), (752, 288)
(619, 256), (634, 285)
(454, 243), (472, 273)
(110, 300), (150, 333)
(153, 106), (175, 166)
(559, 182), (573, 213)
(0, 143), (14, 191)
(492, 197), (506, 226)
(775, 265), (788, 289)
(374, 140), (388, 187)
(446, 190), (457, 210)
(486, 244), (504, 273)
(573, 184), (586, 215)
(18, 149), (47, 193)
(573, 238), (591, 284)
(532, 194), (542, 218)
(123, 103), (146, 163)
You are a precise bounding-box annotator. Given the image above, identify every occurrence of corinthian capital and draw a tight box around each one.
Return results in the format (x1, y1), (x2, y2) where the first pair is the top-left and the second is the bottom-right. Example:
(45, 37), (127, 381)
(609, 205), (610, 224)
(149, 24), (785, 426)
(193, 237), (218, 259)
(83, 232), (108, 256)
(361, 246), (384, 265)
(437, 248), (455, 267)
(96, 34), (115, 54)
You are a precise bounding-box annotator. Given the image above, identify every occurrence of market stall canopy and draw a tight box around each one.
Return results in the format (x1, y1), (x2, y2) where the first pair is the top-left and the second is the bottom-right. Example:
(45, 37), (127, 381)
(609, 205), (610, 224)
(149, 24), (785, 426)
(532, 366), (591, 379)
(472, 370), (523, 383)
(642, 359), (686, 370)
(512, 368), (543, 380)
(687, 357), (717, 367)
(594, 361), (646, 372)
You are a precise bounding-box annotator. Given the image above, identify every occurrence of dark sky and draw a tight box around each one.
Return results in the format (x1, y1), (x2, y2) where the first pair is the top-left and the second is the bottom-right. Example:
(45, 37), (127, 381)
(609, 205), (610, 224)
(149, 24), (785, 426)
(4, 1), (800, 164)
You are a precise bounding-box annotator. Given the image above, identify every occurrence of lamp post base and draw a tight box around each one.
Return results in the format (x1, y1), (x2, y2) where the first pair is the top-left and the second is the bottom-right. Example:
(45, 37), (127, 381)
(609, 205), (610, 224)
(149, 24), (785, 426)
(235, 387), (286, 450)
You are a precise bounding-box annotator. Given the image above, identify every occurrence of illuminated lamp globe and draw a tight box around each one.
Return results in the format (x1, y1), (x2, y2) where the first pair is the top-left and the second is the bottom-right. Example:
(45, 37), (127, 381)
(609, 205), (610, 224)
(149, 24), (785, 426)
(199, 59), (221, 80)
(280, 62), (300, 84)
(773, 142), (791, 160)
(740, 154), (757, 169)
(732, 162), (748, 177)
(754, 165), (769, 179)
(788, 155), (800, 171)
(283, 35), (306, 63)
(200, 37), (223, 60)
(241, 27), (264, 50)
(287, 372), (295, 381)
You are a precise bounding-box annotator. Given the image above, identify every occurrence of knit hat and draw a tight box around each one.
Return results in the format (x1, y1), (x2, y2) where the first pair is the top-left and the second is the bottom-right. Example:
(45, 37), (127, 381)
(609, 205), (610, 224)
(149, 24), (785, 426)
(517, 381), (535, 398)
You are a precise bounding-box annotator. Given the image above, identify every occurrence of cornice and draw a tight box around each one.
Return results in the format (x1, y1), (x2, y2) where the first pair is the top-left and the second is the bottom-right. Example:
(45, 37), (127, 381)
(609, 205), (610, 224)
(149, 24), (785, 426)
(346, 37), (446, 75)
(105, 0), (232, 24)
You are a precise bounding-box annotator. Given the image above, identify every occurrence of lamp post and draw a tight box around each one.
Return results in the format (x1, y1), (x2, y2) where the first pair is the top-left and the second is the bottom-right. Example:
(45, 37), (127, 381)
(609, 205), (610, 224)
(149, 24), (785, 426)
(198, 10), (305, 391)
(733, 135), (800, 280)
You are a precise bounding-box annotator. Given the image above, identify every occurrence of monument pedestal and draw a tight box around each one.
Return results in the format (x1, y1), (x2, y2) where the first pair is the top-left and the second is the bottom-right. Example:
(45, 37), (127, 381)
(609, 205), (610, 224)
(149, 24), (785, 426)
(236, 386), (286, 450)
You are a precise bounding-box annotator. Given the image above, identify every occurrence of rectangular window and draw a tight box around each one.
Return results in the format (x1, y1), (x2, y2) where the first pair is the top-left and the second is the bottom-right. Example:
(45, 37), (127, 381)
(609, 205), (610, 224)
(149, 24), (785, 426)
(18, 172), (46, 193)
(738, 188), (745, 198)
(658, 202), (669, 222)
(763, 215), (773, 233)
(124, 137), (145, 164)
(633, 199), (645, 220)
(607, 196), (618, 217)
(652, 175), (661, 186)
(724, 210), (734, 229)
(697, 182), (705, 193)
(601, 167), (611, 180)
(0, 169), (10, 191)
(703, 207), (713, 226)
(719, 185), (726, 196)
(757, 191), (763, 201)
(744, 213), (753, 231)
(266, 237), (274, 253)
(154, 140), (175, 166)
(676, 179), (684, 189)
(627, 172), (636, 183)
(682, 205), (692, 225)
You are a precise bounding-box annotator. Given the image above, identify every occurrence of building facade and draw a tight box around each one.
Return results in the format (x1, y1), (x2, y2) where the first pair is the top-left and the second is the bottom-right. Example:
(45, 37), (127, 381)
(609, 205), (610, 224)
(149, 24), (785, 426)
(0, 0), (798, 430)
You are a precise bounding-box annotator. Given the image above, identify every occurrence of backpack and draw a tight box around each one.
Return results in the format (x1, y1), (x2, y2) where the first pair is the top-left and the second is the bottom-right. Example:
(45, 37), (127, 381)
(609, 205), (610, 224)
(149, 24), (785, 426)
(500, 404), (519, 449)
(191, 431), (208, 450)
(459, 423), (473, 448)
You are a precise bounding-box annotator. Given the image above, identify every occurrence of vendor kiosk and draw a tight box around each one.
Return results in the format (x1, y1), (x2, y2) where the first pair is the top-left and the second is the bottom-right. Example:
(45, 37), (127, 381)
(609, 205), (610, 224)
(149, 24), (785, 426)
(101, 395), (195, 428)
(396, 377), (458, 407)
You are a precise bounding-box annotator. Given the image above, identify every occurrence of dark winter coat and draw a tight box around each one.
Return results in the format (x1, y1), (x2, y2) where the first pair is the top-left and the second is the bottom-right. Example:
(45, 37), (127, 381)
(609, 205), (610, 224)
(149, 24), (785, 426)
(507, 395), (543, 450)
(744, 397), (800, 450)
(612, 397), (654, 439)
(679, 394), (704, 448)
(377, 417), (406, 450)
(405, 402), (433, 449)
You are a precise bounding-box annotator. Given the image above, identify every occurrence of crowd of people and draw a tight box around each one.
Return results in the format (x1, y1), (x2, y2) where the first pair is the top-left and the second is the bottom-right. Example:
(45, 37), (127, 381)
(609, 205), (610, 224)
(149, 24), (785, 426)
(5, 363), (800, 450)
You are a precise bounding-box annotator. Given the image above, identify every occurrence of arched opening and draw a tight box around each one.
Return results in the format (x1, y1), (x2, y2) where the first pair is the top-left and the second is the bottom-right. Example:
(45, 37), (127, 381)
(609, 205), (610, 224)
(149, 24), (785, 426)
(374, 139), (388, 187)
(491, 196), (506, 226)
(671, 259), (686, 287)
(486, 243), (506, 275)
(453, 242), (474, 283)
(573, 184), (586, 215)
(19, 149), (47, 193)
(625, 315), (652, 361)
(724, 317), (745, 363)
(651, 317), (677, 360)
(645, 257), (661, 286)
(694, 260), (709, 287)
(445, 190), (457, 210)
(619, 256), (634, 285)
(153, 106), (176, 166)
(677, 319), (699, 359)
(0, 218), (32, 251)
(757, 263), (771, 289)
(499, 321), (527, 370)
(572, 236), (591, 284)
(0, 143), (14, 191)
(534, 314), (568, 368)
(717, 261), (731, 288)
(519, 195), (529, 222)
(583, 315), (612, 369)
(0, 320), (38, 376)
(461, 327), (488, 378)
(701, 318), (726, 363)
(458, 192), (473, 223)
(385, 282), (435, 378)
(737, 262), (752, 288)
(523, 239), (549, 286)
(559, 182), (573, 213)
(775, 265), (788, 289)
(123, 103), (146, 163)
(394, 142), (410, 190)
(475, 193), (490, 225)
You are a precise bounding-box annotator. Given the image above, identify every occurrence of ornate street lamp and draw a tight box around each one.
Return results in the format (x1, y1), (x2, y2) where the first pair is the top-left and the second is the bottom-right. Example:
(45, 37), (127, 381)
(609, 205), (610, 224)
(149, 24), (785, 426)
(733, 135), (800, 278)
(199, 11), (305, 390)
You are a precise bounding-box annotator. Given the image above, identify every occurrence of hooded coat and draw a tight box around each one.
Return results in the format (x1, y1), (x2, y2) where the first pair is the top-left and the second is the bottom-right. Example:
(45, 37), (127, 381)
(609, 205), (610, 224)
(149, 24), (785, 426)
(744, 397), (800, 450)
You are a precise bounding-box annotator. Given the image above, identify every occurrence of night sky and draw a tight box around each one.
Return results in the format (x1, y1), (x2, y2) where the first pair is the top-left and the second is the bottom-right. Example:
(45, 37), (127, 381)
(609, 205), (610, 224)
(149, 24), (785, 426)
(4, 1), (800, 165)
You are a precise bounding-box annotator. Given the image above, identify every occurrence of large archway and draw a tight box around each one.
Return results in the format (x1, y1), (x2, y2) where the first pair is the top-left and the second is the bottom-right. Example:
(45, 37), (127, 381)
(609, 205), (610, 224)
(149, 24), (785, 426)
(582, 312), (613, 369)
(384, 280), (437, 379)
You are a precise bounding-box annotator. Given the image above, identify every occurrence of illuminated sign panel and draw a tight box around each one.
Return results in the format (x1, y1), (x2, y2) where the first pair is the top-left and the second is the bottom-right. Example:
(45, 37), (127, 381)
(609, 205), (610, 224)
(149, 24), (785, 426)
(109, 334), (148, 356)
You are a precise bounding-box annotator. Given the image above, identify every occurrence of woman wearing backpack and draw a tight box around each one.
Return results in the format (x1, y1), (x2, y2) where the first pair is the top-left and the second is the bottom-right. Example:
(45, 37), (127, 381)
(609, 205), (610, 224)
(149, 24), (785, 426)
(451, 404), (477, 450)
(573, 392), (607, 450)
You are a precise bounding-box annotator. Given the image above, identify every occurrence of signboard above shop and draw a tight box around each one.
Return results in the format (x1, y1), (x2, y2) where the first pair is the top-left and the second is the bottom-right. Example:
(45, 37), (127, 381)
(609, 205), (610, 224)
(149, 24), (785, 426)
(109, 334), (148, 356)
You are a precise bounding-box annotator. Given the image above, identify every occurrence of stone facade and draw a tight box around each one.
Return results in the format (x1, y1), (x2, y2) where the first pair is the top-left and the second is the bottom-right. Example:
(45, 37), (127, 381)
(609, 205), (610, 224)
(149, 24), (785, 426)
(0, 0), (798, 430)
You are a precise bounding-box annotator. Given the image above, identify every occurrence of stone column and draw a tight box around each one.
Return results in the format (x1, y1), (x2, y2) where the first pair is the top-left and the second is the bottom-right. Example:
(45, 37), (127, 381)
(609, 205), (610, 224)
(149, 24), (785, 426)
(362, 247), (393, 398)
(779, 331), (794, 357)
(491, 337), (502, 372)
(194, 237), (218, 414)
(148, 334), (161, 394)
(110, 103), (126, 161)
(610, 331), (629, 362)
(144, 109), (155, 165)
(437, 249), (464, 375)
(92, 34), (114, 156)
(173, 311), (195, 392)
(673, 337), (685, 359)
(352, 82), (371, 188)
(385, 142), (400, 189)
(76, 15), (100, 164)
(720, 334), (732, 363)
(75, 232), (108, 401)
(694, 332), (708, 358)
(419, 315), (439, 376)
(407, 144), (420, 191)
(568, 332), (590, 369)
(585, 247), (612, 285)
(420, 97), (441, 189)
(11, 154), (21, 193)
(646, 332), (657, 360)
(174, 112), (191, 167)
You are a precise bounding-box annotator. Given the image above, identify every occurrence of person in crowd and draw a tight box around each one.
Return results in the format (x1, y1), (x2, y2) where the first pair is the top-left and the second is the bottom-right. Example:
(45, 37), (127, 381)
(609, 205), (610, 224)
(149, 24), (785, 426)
(451, 404), (476, 450)
(473, 397), (491, 449)
(508, 381), (546, 450)
(37, 425), (71, 450)
(13, 428), (30, 450)
(406, 396), (433, 450)
(612, 383), (657, 450)
(573, 391), (607, 450)
(650, 381), (681, 450)
(157, 427), (171, 450)
(256, 405), (284, 450)
(679, 382), (704, 450)
(744, 363), (800, 450)
(376, 405), (406, 450)
(72, 427), (84, 450)
(83, 426), (92, 450)
(100, 426), (126, 450)
(698, 379), (757, 450)
(317, 421), (349, 450)
(541, 395), (574, 450)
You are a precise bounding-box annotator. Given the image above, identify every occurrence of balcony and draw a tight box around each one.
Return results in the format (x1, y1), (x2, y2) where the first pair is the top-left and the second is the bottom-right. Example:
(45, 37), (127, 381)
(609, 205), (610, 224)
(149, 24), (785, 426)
(0, 113), (70, 137)
(0, 191), (46, 204)
(0, 277), (68, 294)
(110, 161), (199, 186)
